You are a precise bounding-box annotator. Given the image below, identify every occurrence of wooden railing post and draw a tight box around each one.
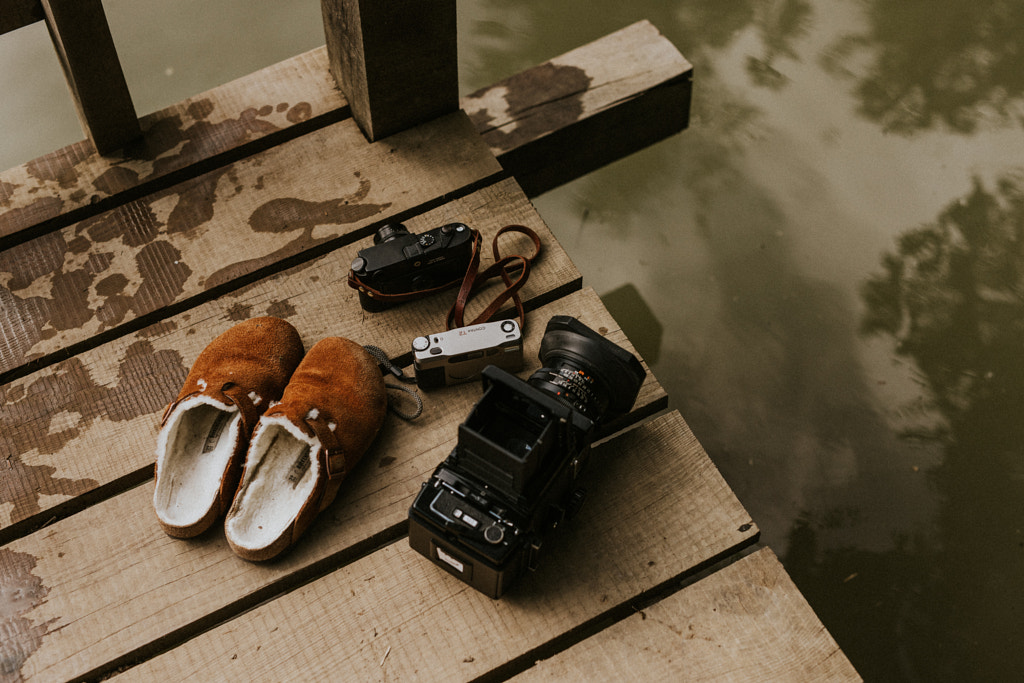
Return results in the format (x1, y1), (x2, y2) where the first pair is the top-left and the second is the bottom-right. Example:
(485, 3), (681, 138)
(320, 0), (458, 141)
(40, 0), (141, 155)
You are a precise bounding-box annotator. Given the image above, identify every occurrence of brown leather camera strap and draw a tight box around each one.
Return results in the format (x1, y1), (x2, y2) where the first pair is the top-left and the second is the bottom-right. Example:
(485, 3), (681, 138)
(446, 224), (542, 331)
(347, 229), (484, 306)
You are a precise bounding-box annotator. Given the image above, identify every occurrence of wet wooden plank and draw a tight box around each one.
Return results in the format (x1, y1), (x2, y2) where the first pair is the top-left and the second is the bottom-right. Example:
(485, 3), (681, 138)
(463, 19), (693, 196)
(1, 20), (692, 249)
(1, 286), (667, 683)
(0, 111), (502, 384)
(40, 0), (141, 154)
(511, 548), (861, 682)
(0, 48), (346, 249)
(112, 409), (756, 682)
(0, 178), (580, 540)
(322, 0), (458, 141)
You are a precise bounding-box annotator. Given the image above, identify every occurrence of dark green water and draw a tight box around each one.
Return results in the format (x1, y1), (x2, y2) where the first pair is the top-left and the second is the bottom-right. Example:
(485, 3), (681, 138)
(3, 1), (1023, 679)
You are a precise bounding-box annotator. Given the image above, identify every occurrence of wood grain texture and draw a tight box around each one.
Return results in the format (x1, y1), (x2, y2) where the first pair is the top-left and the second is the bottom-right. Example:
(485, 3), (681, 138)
(40, 0), (141, 154)
(3, 287), (666, 682)
(511, 548), (861, 682)
(112, 410), (755, 682)
(0, 111), (501, 383)
(0, 49), (346, 249)
(463, 20), (692, 196)
(321, 0), (458, 141)
(0, 179), (580, 538)
(1, 20), (691, 249)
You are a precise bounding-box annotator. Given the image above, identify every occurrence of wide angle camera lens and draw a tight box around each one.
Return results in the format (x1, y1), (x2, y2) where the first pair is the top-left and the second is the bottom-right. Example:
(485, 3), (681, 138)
(528, 316), (645, 423)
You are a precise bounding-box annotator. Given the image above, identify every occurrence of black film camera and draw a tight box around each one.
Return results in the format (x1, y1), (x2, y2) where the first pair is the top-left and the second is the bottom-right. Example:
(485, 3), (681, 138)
(349, 222), (475, 312)
(408, 315), (646, 598)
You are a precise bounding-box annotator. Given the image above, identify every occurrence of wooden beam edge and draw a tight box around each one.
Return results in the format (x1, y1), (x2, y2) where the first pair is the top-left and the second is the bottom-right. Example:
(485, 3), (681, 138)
(0, 47), (350, 251)
(2, 20), (692, 249)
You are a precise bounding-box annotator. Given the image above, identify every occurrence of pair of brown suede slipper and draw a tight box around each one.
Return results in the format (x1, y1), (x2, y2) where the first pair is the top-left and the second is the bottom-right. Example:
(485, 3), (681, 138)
(153, 317), (387, 561)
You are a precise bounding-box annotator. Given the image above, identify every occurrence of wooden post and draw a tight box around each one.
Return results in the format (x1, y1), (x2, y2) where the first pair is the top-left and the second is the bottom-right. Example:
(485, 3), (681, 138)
(0, 0), (45, 35)
(41, 0), (141, 155)
(320, 0), (458, 141)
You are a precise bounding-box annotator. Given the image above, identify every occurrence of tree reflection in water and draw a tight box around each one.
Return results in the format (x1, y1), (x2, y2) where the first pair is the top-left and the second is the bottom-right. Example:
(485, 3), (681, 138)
(788, 173), (1024, 681)
(824, 1), (1024, 133)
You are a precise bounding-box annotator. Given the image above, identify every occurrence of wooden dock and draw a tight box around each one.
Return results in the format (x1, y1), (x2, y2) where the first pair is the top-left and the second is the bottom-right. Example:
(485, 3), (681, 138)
(1, 5), (860, 681)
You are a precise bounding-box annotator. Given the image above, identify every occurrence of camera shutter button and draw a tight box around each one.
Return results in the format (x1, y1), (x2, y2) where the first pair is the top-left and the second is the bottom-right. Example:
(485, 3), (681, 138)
(500, 320), (516, 333)
(351, 257), (366, 273)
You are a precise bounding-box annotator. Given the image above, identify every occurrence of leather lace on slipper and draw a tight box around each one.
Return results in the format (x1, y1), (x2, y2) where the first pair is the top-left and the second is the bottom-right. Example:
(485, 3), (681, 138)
(153, 317), (304, 538)
(225, 336), (387, 561)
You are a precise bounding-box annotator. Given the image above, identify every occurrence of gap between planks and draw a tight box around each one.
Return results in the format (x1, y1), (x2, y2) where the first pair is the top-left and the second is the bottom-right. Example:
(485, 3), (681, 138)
(107, 409), (757, 683)
(0, 178), (583, 542)
(5, 288), (666, 682)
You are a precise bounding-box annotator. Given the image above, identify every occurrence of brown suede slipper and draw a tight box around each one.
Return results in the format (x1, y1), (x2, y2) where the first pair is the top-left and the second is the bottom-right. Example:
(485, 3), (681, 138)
(153, 317), (304, 538)
(224, 337), (387, 561)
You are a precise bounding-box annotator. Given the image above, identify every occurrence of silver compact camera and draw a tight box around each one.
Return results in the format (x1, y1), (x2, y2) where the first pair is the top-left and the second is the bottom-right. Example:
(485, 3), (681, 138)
(412, 320), (524, 389)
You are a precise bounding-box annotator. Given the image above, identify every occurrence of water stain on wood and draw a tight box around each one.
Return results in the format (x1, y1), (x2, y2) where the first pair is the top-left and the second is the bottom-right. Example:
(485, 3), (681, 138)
(1, 99), (315, 240)
(203, 177), (390, 290)
(266, 299), (297, 319)
(467, 64), (591, 152)
(0, 548), (57, 683)
(0, 340), (187, 523)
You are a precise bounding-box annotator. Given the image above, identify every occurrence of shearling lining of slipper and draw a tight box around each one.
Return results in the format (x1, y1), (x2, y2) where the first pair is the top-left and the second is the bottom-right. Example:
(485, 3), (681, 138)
(224, 414), (319, 556)
(154, 394), (242, 534)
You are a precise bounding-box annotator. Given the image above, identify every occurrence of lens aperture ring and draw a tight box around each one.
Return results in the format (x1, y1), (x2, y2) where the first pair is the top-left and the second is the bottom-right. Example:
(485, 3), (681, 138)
(532, 367), (605, 418)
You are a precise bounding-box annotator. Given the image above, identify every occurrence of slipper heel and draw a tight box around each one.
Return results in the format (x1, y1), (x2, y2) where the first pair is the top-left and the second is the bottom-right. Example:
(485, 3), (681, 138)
(153, 317), (304, 538)
(225, 337), (387, 561)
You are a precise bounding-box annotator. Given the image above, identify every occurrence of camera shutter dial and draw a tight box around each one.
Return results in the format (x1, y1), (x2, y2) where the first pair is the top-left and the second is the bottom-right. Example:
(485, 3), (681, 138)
(484, 525), (505, 544)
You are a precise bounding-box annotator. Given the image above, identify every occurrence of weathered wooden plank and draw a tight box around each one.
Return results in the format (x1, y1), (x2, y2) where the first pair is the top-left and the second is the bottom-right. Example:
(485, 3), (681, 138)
(321, 0), (458, 141)
(511, 548), (861, 682)
(0, 111), (502, 384)
(112, 409), (757, 682)
(0, 0), (43, 35)
(1, 20), (692, 250)
(1, 286), (666, 682)
(40, 0), (141, 154)
(0, 178), (580, 540)
(463, 19), (693, 197)
(0, 48), (347, 250)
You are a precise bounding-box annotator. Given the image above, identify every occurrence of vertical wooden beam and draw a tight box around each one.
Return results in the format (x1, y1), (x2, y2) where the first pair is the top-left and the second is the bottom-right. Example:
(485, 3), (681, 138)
(320, 0), (458, 141)
(41, 0), (141, 154)
(0, 0), (45, 35)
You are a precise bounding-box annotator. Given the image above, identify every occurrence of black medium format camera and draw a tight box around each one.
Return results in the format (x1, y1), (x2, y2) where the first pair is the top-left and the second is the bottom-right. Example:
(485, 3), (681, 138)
(408, 316), (646, 598)
(349, 222), (475, 312)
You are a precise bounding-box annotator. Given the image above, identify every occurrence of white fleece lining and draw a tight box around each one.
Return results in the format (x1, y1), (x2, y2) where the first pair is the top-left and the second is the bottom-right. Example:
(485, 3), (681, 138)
(225, 414), (319, 551)
(153, 394), (241, 528)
